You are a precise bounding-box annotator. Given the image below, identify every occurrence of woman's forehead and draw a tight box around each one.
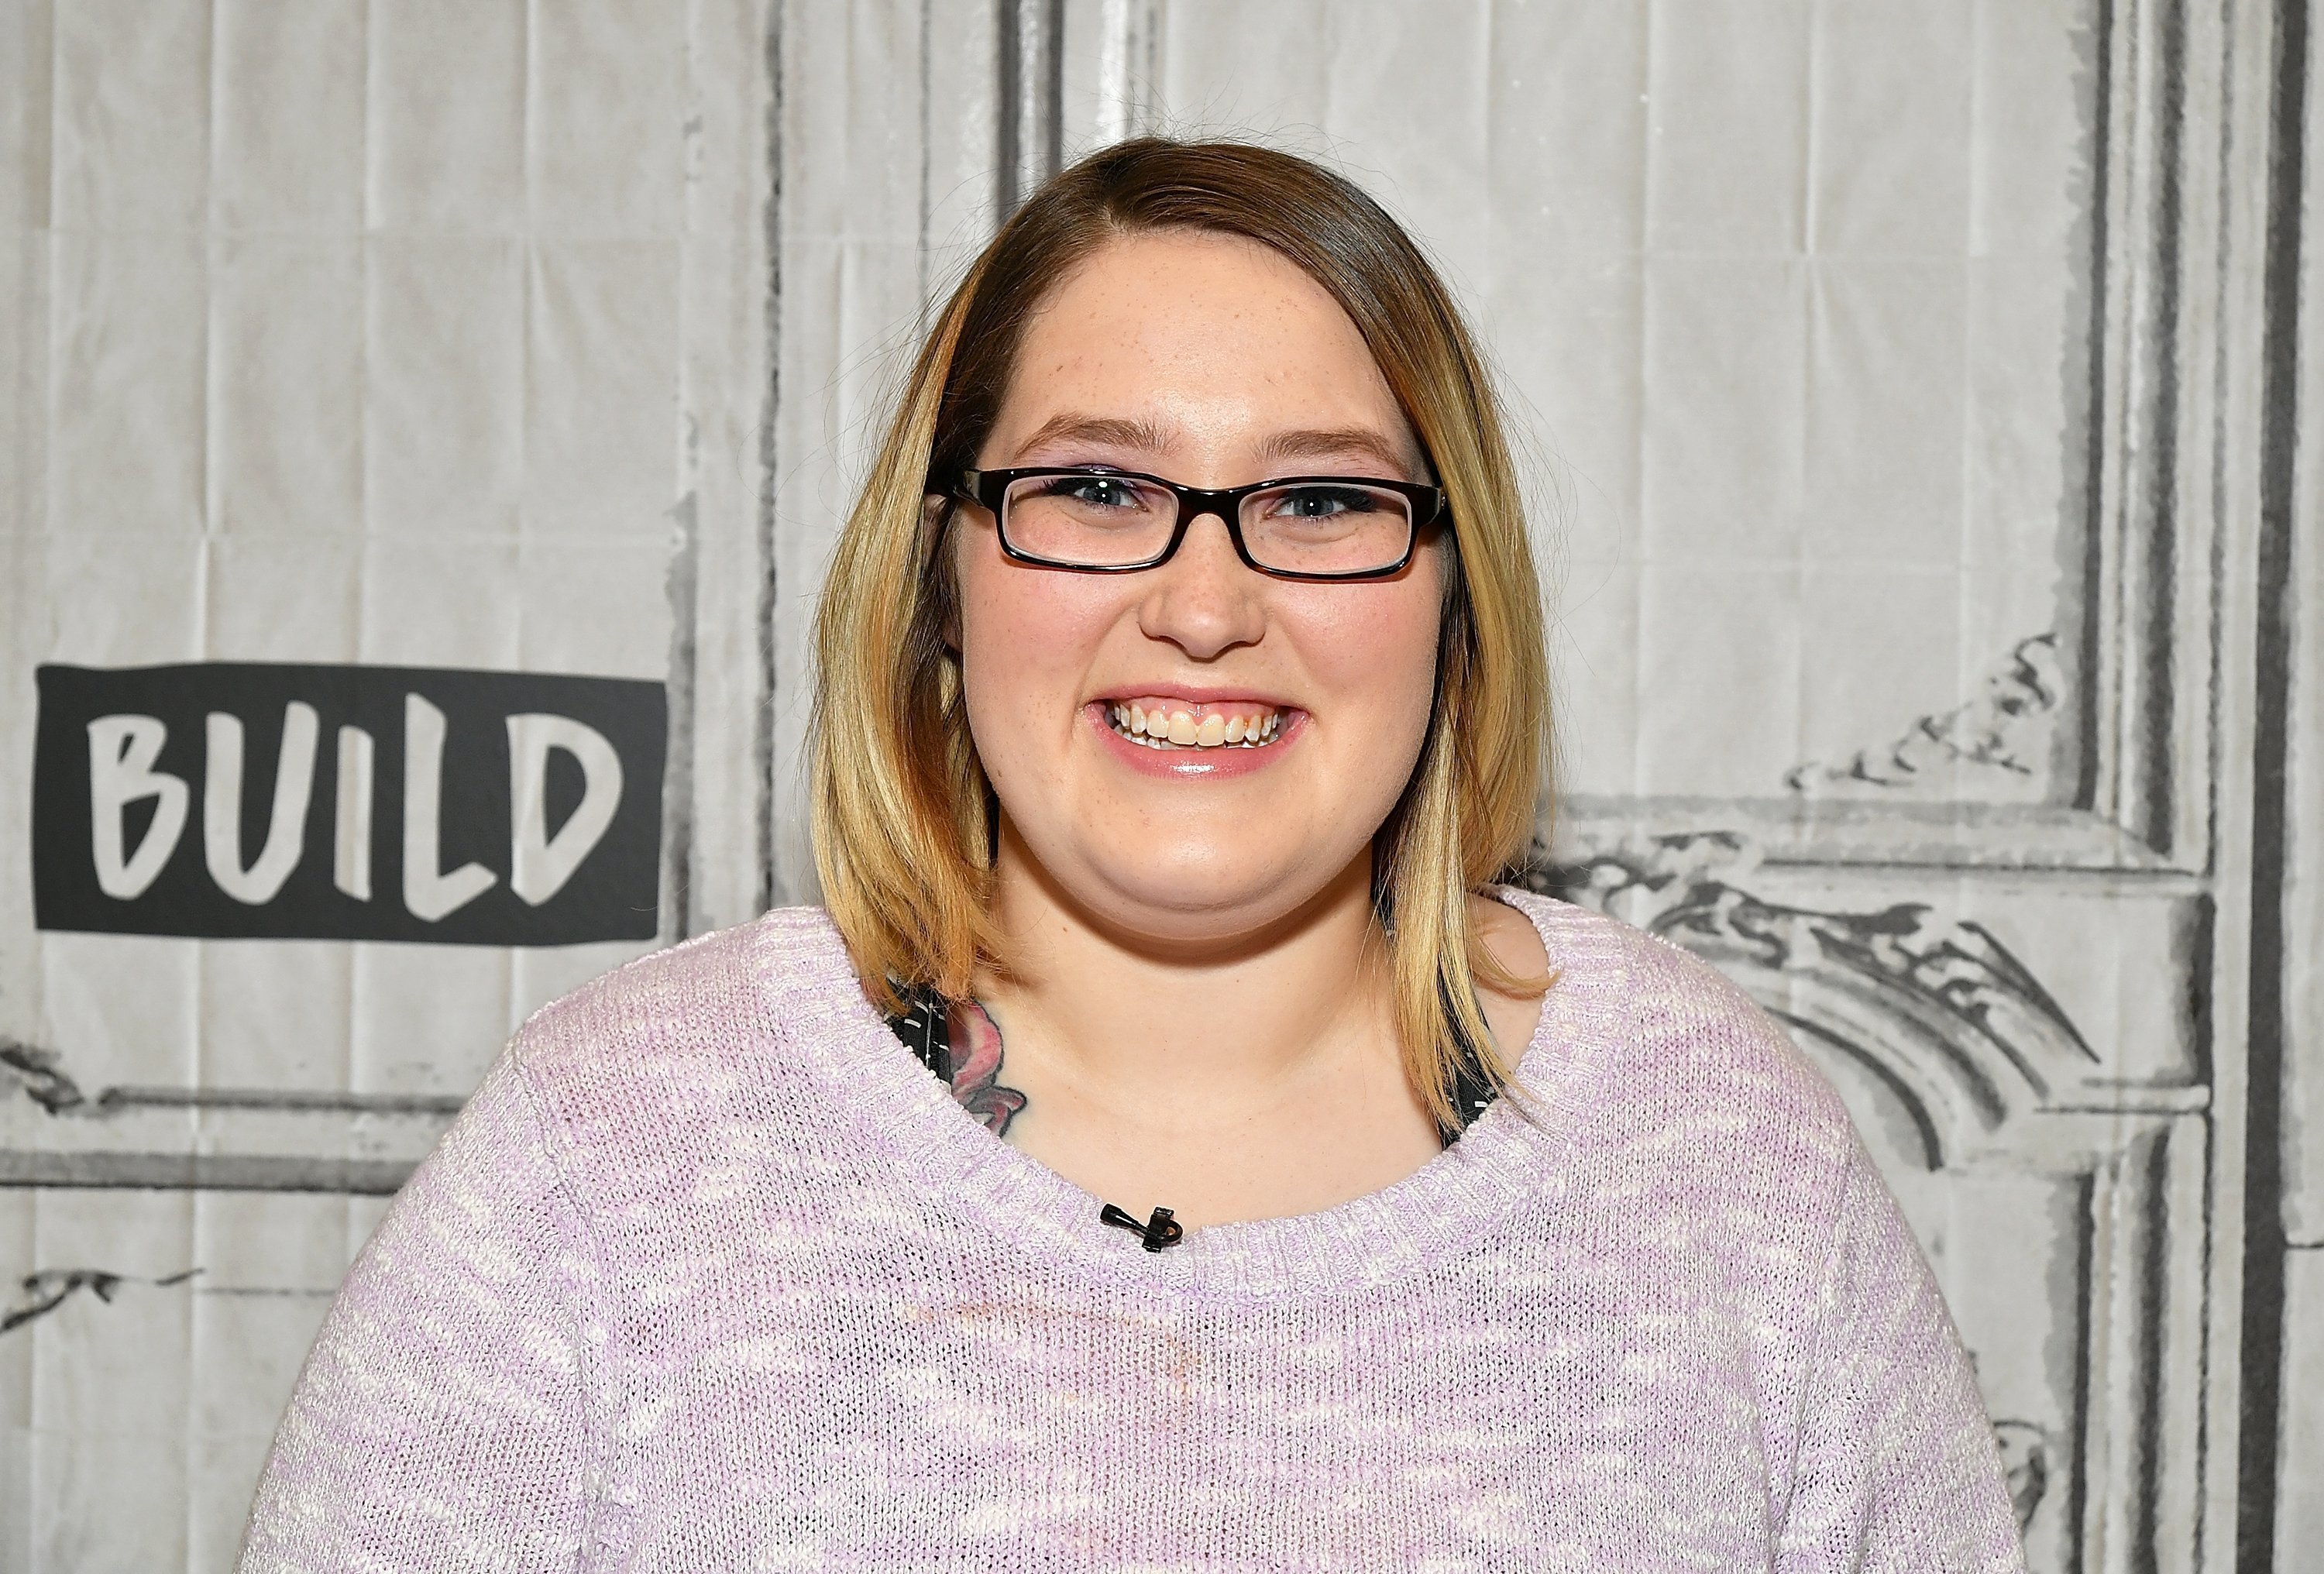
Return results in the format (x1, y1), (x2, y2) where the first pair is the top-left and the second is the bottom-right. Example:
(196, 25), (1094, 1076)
(1022, 230), (1371, 363)
(992, 232), (1424, 471)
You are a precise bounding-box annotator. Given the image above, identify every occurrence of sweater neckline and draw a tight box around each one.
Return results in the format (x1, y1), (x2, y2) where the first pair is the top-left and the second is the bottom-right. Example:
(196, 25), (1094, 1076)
(751, 888), (1633, 1301)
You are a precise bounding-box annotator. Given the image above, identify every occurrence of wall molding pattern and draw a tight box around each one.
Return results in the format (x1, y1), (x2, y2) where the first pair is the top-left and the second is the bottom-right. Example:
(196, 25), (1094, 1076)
(0, 1034), (450, 1194)
(1526, 828), (2211, 1566)
(1085, 0), (1165, 145)
(997, 0), (1067, 215)
(1564, 0), (2260, 880)
(1784, 633), (2067, 796)
(2070, 0), (2219, 872)
(1532, 5), (2286, 1545)
(1528, 833), (2125, 1162)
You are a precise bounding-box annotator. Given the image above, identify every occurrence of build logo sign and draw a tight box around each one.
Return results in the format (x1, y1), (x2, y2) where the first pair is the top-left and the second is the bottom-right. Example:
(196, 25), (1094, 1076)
(33, 664), (666, 946)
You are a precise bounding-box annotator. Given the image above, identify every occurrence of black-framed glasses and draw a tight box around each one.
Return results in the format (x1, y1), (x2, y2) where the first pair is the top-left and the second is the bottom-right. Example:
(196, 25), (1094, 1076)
(953, 466), (1445, 581)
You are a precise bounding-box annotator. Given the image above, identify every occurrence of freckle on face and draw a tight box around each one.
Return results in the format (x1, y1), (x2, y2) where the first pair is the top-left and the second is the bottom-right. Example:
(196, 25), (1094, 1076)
(956, 230), (1446, 943)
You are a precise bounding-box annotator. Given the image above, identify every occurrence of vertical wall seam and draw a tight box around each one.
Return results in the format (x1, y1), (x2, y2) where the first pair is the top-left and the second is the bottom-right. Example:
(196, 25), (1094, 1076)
(2076, 0), (2123, 816)
(754, 0), (784, 913)
(2234, 0), (2304, 1564)
(995, 0), (1019, 221)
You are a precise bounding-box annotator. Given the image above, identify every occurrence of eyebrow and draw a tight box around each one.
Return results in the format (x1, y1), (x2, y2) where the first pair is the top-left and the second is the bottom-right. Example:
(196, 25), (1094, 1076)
(1253, 426), (1418, 476)
(1009, 415), (1419, 478)
(1010, 414), (1174, 459)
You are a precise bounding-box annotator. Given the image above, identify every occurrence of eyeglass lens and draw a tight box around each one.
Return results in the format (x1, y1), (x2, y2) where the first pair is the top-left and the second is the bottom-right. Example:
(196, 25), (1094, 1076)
(1001, 473), (1414, 576)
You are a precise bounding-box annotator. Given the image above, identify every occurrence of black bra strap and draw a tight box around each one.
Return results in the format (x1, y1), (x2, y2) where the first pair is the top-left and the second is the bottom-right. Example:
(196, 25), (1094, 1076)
(887, 984), (954, 1084)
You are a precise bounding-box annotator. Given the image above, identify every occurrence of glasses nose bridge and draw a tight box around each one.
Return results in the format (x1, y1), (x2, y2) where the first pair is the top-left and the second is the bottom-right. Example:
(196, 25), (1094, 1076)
(1168, 483), (1251, 555)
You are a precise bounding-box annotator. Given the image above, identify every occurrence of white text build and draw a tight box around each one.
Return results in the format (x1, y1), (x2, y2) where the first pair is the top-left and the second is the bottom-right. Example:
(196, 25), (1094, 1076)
(33, 664), (665, 944)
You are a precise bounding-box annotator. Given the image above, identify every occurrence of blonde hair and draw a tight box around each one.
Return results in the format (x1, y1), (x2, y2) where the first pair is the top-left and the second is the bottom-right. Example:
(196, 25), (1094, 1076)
(811, 139), (1551, 1131)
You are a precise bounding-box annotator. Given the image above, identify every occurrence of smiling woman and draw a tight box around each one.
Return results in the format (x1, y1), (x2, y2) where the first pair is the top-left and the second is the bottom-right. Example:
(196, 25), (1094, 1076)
(813, 149), (1552, 1164)
(235, 141), (2028, 1572)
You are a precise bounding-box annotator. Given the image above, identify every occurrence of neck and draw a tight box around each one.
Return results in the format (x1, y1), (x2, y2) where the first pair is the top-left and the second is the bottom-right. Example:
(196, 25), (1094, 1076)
(977, 822), (1395, 1121)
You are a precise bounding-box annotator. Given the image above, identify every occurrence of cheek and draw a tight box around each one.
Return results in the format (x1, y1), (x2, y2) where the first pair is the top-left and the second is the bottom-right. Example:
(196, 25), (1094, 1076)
(1290, 573), (1445, 737)
(954, 532), (1118, 719)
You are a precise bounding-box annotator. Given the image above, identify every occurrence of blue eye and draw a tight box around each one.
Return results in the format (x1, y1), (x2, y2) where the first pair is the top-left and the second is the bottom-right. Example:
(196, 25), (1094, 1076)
(1037, 474), (1141, 510)
(1270, 486), (1384, 518)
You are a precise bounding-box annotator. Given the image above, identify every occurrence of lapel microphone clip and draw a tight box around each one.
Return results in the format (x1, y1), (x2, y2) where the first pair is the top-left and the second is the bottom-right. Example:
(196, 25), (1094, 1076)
(1099, 1202), (1184, 1252)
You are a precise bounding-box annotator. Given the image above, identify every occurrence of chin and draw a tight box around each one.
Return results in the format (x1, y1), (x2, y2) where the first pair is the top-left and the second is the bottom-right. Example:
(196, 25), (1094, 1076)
(1072, 847), (1332, 941)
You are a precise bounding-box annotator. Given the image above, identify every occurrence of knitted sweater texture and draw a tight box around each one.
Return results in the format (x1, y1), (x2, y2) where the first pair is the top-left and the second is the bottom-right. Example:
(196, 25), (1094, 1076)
(237, 891), (2027, 1571)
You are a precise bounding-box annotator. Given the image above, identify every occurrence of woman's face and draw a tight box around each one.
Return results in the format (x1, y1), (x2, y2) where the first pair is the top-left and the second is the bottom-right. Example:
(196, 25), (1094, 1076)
(955, 229), (1446, 947)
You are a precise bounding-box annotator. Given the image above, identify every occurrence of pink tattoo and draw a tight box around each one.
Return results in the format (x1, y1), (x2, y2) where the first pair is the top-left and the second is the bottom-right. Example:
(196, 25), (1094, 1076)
(947, 999), (1028, 1136)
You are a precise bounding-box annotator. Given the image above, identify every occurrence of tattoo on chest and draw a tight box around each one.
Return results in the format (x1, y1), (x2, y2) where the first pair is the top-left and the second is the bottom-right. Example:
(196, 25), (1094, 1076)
(944, 999), (1028, 1136)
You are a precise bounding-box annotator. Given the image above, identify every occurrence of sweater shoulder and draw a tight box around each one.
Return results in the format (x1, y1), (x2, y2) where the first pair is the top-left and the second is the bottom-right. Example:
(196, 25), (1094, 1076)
(1497, 887), (1862, 1170)
(499, 906), (861, 1139)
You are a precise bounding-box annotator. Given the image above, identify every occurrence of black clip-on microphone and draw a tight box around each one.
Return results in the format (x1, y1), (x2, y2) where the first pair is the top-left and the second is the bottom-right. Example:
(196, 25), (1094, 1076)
(1099, 1201), (1184, 1252)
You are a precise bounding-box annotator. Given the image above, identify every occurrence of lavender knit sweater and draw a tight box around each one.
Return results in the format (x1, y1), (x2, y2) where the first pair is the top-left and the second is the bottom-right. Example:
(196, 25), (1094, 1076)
(237, 891), (2027, 1571)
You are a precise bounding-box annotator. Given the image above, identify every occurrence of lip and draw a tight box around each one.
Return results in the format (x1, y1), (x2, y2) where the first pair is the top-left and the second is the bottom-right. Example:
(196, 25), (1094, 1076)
(1089, 682), (1298, 709)
(1084, 700), (1304, 779)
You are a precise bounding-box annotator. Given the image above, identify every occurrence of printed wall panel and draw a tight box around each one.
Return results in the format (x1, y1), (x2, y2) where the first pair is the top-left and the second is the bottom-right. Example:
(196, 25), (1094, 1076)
(2267, 0), (2324, 1553)
(0, 0), (2310, 1568)
(0, 0), (773, 1564)
(1045, 0), (2297, 1568)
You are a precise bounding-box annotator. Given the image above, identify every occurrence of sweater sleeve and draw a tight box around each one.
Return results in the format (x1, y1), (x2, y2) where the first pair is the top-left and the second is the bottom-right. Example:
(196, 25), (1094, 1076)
(235, 1047), (609, 1573)
(1774, 1145), (2029, 1573)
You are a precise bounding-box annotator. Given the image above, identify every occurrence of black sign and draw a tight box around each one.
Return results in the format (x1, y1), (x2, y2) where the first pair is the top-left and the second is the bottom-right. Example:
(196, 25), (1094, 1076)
(33, 663), (665, 945)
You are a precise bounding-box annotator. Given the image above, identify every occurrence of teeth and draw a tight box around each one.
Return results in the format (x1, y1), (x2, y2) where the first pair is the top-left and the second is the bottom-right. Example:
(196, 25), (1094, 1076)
(1104, 701), (1284, 751)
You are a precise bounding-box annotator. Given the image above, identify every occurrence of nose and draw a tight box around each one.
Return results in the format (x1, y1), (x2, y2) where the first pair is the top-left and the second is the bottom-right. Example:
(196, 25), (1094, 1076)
(1135, 507), (1266, 661)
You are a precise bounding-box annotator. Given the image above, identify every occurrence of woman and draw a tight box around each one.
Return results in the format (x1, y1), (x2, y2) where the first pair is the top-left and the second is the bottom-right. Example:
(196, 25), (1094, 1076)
(239, 139), (2026, 1570)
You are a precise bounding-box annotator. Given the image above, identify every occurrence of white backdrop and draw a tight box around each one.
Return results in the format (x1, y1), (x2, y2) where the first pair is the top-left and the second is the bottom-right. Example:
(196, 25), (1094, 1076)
(2, 2), (2317, 1569)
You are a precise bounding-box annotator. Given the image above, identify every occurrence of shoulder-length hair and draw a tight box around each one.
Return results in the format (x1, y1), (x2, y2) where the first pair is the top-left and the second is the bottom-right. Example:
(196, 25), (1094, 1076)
(811, 137), (1551, 1131)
